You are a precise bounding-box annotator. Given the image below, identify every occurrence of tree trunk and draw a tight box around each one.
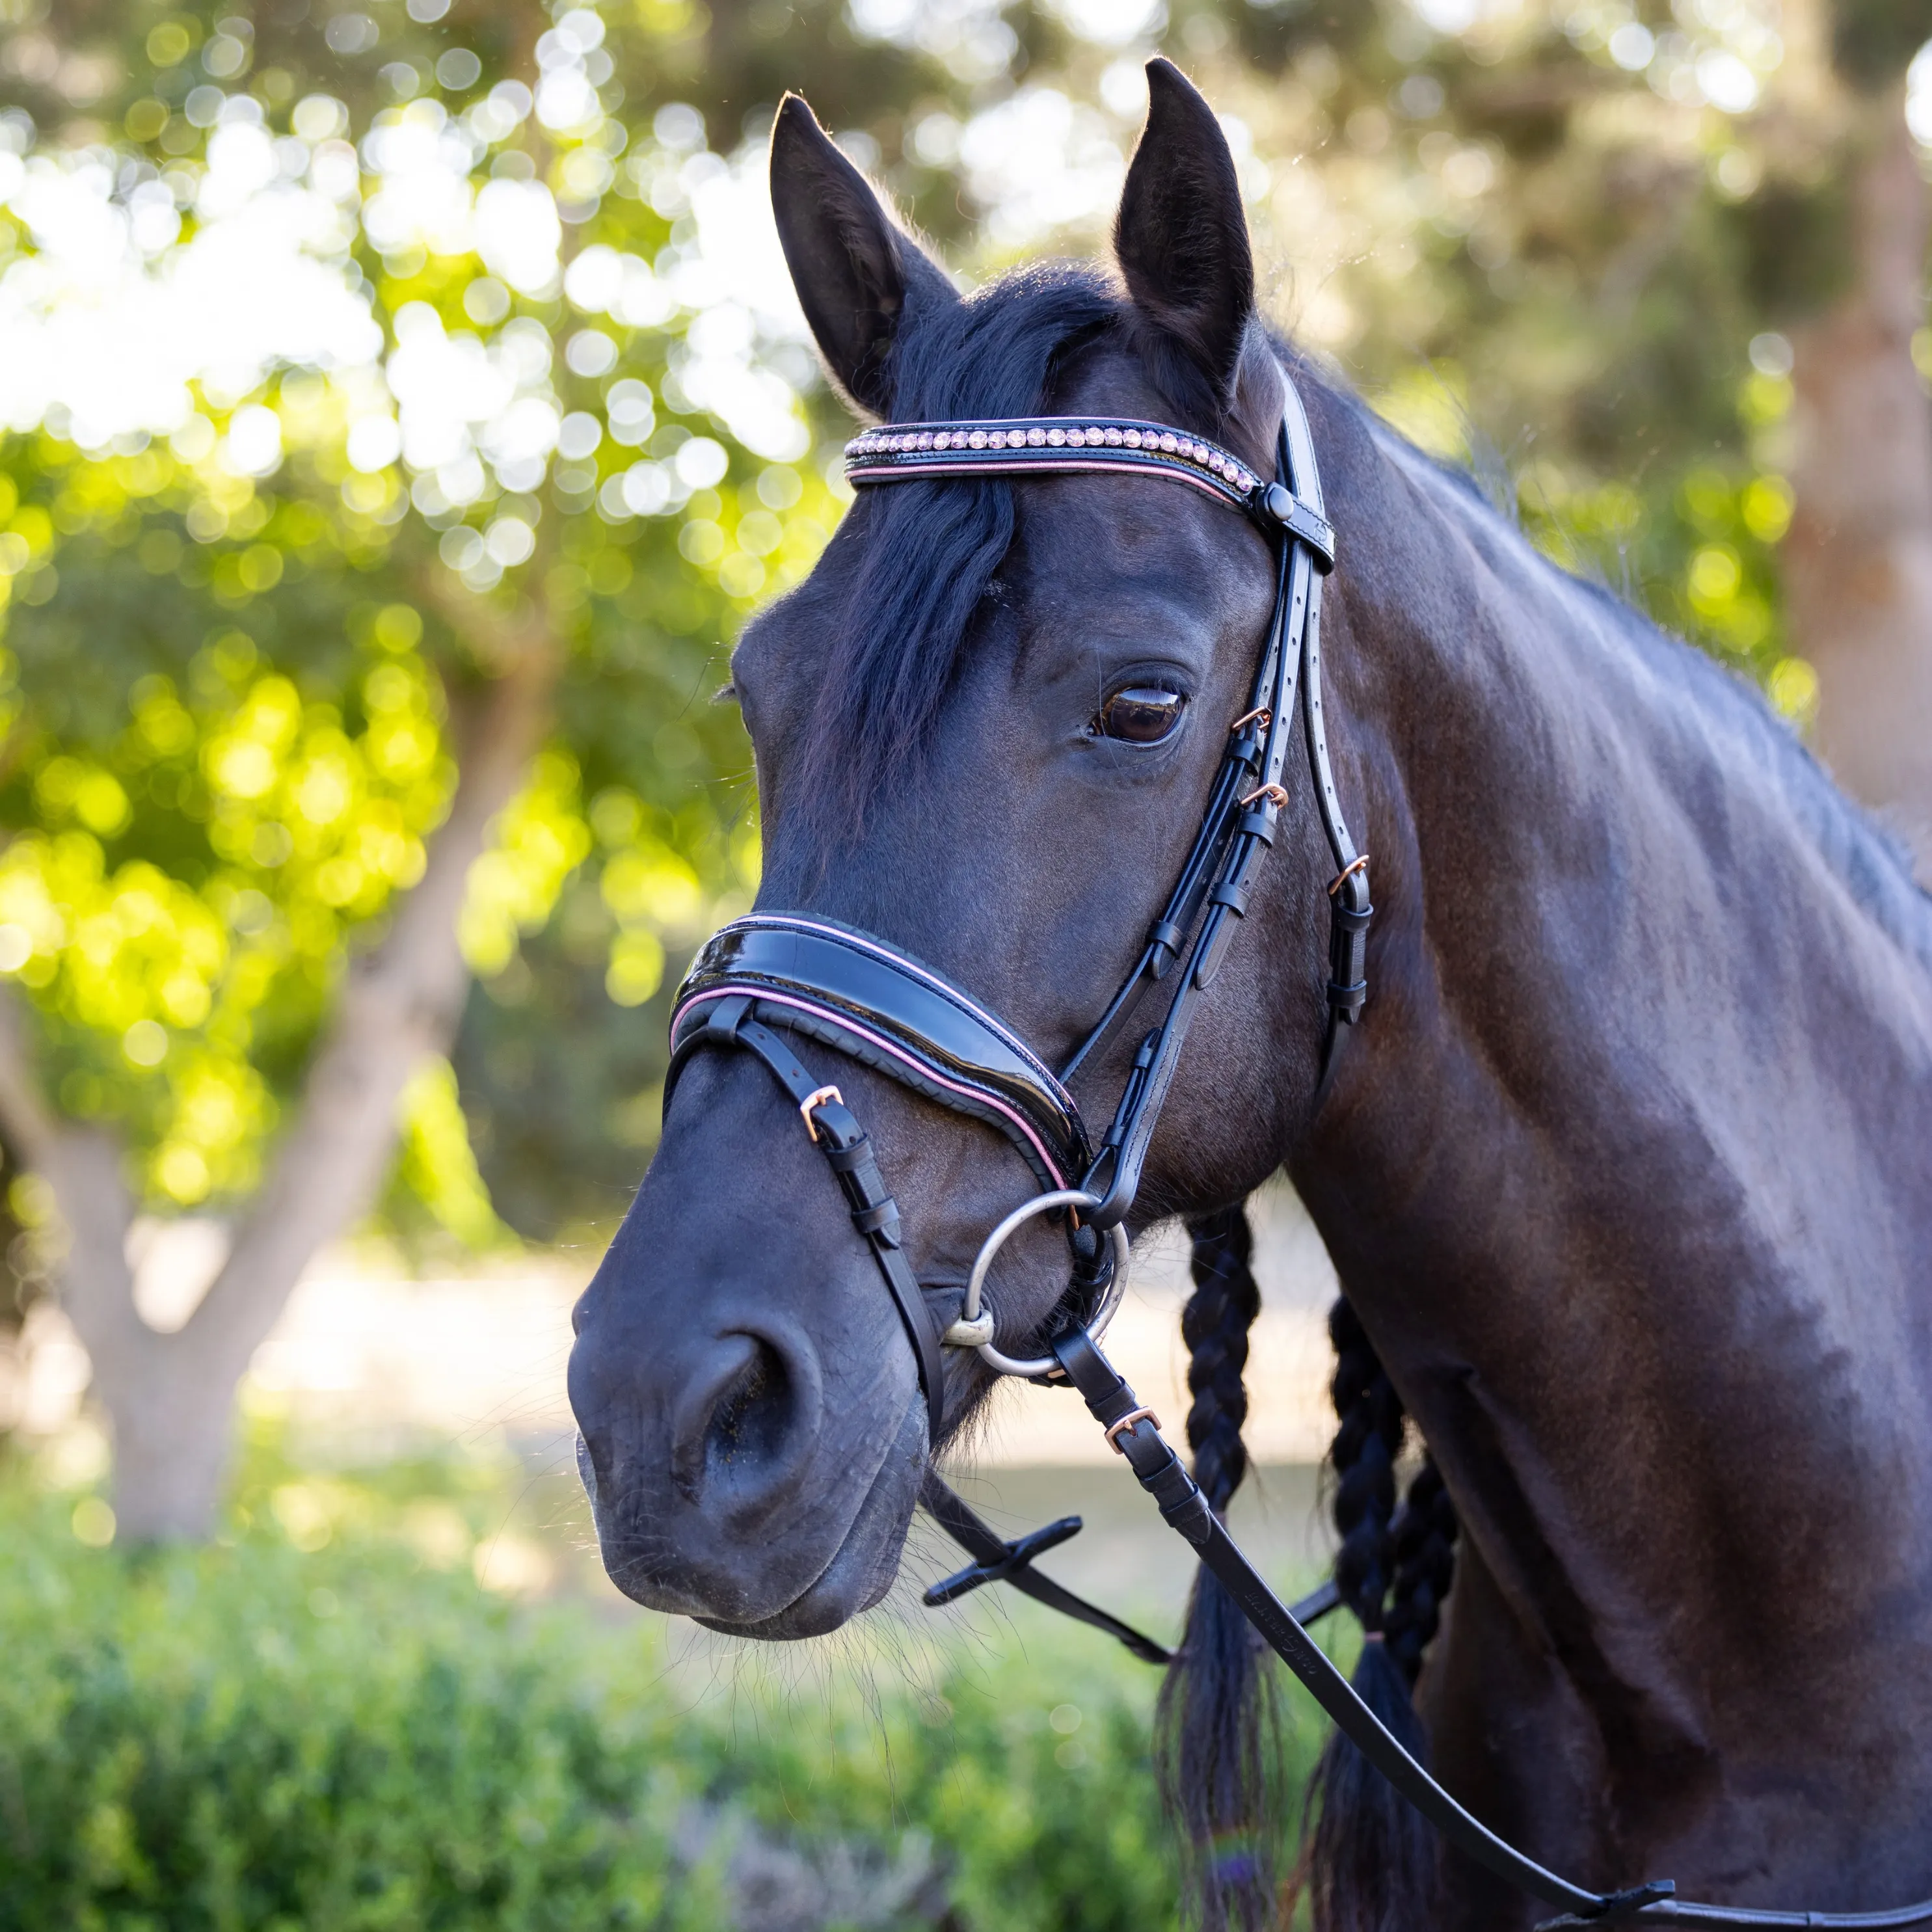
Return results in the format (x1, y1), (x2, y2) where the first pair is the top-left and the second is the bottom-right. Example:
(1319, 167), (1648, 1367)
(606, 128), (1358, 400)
(1786, 90), (1932, 879)
(0, 640), (558, 1539)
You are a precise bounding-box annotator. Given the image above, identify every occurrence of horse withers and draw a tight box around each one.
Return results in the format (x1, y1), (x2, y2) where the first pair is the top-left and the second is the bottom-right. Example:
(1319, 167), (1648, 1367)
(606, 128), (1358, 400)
(569, 60), (1932, 1932)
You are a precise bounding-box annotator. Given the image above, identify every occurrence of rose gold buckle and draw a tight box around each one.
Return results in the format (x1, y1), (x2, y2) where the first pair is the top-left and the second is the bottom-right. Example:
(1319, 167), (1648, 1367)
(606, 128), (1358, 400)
(800, 1084), (843, 1140)
(1329, 853), (1370, 897)
(1239, 783), (1290, 809)
(1229, 706), (1271, 733)
(1105, 1406), (1161, 1453)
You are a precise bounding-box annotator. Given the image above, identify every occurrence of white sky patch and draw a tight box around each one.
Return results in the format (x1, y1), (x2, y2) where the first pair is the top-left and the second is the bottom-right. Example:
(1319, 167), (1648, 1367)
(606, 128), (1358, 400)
(1043, 0), (1164, 48)
(386, 304), (561, 492)
(844, 0), (1016, 83)
(472, 177), (561, 296)
(0, 107), (818, 491)
(958, 90), (1125, 250)
(221, 402), (283, 476)
(0, 150), (378, 446)
(662, 142), (812, 461)
(1694, 47), (1758, 114)
(361, 101), (482, 258)
(1408, 0), (1526, 34)
(1909, 40), (1932, 145)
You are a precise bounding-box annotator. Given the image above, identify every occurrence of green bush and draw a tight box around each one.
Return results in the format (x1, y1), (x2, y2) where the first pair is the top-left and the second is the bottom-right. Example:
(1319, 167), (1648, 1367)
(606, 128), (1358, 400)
(0, 1496), (721, 1930)
(0, 1477), (1305, 1930)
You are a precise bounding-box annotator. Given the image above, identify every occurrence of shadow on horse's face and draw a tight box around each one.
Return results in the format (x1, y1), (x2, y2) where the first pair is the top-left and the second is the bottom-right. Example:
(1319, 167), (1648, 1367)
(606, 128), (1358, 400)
(569, 80), (1312, 1637)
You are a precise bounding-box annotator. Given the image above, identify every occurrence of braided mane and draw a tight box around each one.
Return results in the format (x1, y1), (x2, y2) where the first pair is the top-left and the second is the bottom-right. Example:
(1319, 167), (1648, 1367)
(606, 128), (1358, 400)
(1157, 1206), (1279, 1929)
(1300, 1297), (1457, 1931)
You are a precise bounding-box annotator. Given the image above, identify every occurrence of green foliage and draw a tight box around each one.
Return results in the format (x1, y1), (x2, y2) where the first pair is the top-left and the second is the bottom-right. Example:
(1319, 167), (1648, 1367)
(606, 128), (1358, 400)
(0, 1469), (1281, 1931)
(0, 1490), (718, 1929)
(0, 0), (832, 1229)
(0, 0), (1904, 1246)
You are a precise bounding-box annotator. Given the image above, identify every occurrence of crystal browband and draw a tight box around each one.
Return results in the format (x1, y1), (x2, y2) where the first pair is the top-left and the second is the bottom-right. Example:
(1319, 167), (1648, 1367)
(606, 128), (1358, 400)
(842, 416), (1335, 566)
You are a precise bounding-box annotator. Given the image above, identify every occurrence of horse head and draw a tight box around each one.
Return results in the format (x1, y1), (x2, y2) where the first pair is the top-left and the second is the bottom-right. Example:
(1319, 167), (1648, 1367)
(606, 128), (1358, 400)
(567, 61), (1339, 1639)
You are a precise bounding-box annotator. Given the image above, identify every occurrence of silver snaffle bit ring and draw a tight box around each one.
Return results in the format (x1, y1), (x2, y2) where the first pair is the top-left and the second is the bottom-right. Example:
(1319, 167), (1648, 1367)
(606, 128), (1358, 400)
(944, 1188), (1131, 1379)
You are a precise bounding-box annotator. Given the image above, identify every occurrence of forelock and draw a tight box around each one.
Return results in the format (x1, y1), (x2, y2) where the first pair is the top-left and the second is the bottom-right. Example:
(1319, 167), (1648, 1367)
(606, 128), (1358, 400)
(794, 261), (1125, 839)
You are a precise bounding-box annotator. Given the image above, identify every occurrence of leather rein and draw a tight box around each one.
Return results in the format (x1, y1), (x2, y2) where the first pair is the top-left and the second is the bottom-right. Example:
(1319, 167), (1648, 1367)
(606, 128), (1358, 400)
(662, 370), (1932, 1930)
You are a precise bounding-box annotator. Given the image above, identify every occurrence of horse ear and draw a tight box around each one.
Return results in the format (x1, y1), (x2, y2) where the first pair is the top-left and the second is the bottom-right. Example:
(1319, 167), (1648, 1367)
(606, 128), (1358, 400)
(1114, 59), (1255, 407)
(769, 94), (957, 417)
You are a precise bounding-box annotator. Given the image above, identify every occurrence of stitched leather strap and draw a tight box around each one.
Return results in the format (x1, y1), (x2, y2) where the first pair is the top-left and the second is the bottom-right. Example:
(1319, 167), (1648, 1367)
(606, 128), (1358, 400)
(671, 914), (1092, 1189)
(668, 996), (948, 1445)
(1076, 409), (1345, 1227)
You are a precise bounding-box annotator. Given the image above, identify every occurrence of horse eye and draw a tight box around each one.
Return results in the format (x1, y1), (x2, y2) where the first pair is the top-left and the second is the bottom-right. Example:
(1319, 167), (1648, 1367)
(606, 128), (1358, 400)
(1094, 686), (1187, 745)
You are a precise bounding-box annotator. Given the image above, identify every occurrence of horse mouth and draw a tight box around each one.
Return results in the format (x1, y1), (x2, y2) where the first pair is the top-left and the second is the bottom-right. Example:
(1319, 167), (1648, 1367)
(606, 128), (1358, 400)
(690, 1488), (906, 1639)
(576, 1403), (926, 1640)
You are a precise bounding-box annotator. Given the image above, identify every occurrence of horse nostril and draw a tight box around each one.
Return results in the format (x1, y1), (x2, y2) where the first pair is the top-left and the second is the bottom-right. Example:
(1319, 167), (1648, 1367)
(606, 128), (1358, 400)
(706, 1335), (792, 1473)
(671, 1327), (822, 1520)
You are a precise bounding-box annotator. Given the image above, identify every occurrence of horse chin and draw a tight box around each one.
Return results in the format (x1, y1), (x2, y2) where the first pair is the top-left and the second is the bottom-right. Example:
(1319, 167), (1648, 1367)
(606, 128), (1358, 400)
(581, 1402), (926, 1639)
(692, 1460), (914, 1640)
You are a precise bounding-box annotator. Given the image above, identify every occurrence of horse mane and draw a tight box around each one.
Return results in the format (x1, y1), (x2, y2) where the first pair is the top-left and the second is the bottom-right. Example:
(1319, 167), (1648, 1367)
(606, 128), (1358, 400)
(1371, 413), (1932, 967)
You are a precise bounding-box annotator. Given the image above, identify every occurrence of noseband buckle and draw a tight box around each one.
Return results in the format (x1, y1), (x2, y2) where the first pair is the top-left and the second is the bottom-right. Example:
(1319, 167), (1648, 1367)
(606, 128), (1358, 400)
(799, 1084), (844, 1140)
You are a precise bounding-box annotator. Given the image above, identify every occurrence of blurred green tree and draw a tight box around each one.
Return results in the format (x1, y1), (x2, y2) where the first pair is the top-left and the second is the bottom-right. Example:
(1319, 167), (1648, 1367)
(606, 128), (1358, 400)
(7, 0), (1932, 1534)
(0, 0), (963, 1533)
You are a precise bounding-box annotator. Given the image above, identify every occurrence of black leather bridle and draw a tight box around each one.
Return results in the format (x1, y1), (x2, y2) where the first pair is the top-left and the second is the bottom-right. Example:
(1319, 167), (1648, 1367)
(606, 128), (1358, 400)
(662, 371), (1932, 1930)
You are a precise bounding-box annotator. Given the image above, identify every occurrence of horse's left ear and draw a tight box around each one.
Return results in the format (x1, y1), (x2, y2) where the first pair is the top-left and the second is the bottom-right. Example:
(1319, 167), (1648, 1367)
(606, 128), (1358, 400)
(770, 94), (958, 418)
(1114, 59), (1255, 409)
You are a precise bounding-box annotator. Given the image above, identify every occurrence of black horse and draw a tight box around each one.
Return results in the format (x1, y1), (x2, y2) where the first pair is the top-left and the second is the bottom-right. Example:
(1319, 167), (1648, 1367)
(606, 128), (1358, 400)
(569, 60), (1932, 1932)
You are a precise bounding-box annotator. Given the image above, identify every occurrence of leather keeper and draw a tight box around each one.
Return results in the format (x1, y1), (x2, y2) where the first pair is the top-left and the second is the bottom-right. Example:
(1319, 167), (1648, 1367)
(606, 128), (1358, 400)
(850, 1200), (900, 1239)
(1326, 975), (1367, 1022)
(1236, 807), (1280, 843)
(823, 1137), (872, 1174)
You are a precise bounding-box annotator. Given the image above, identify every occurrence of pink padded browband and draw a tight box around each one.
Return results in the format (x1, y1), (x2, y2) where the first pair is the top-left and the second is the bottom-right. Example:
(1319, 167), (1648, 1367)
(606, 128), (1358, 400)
(844, 416), (1267, 520)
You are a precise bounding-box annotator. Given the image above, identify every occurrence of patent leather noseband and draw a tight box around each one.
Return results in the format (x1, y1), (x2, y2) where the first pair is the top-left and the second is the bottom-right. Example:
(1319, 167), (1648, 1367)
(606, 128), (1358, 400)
(658, 369), (1932, 1930)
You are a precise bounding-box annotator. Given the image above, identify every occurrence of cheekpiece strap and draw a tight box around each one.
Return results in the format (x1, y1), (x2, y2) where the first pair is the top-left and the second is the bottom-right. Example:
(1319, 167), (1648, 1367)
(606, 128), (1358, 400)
(847, 416), (1275, 528)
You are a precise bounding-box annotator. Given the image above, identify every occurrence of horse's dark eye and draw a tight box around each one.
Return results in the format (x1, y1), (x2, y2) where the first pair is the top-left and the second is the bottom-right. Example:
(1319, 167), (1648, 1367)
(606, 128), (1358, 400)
(1094, 686), (1186, 745)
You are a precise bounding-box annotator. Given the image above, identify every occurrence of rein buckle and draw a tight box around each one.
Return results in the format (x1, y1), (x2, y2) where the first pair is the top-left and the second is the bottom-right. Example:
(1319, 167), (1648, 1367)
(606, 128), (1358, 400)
(1105, 1405), (1161, 1453)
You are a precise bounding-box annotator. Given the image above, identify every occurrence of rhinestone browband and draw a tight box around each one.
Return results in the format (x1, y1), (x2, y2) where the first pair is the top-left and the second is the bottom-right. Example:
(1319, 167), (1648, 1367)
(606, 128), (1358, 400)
(844, 416), (1267, 521)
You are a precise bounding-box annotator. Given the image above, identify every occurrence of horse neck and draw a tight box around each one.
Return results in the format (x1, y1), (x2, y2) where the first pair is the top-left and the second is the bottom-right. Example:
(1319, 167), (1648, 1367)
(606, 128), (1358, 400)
(1292, 405), (1932, 1724)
